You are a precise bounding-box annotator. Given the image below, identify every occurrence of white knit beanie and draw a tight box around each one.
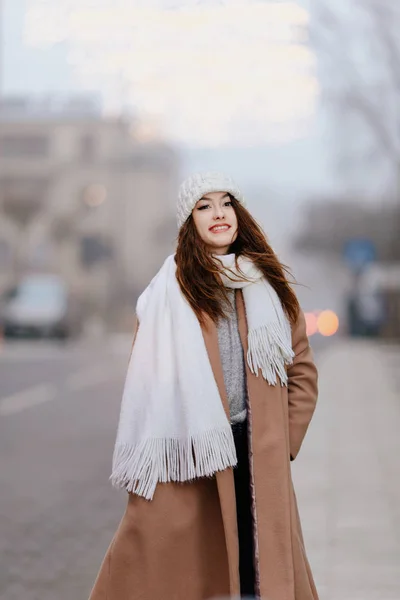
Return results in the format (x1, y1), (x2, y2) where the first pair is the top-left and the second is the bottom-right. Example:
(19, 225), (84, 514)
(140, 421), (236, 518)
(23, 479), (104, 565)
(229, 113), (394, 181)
(177, 171), (246, 228)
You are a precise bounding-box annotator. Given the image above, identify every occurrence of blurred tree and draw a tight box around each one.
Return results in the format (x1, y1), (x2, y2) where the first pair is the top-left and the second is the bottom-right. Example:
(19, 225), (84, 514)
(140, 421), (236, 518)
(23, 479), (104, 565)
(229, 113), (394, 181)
(310, 0), (400, 258)
(311, 0), (400, 179)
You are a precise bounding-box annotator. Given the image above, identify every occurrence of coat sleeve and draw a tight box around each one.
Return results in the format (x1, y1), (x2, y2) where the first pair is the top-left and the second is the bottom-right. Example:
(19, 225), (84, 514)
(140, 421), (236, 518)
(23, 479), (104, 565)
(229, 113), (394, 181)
(287, 309), (318, 461)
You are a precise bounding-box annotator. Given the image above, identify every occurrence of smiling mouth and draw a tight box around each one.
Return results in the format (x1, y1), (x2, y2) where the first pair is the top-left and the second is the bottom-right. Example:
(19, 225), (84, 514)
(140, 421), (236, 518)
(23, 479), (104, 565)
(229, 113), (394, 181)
(209, 225), (231, 233)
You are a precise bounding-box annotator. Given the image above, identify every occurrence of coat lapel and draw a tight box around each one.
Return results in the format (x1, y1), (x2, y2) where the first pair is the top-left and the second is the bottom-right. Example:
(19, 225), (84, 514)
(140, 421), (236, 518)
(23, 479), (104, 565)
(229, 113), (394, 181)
(200, 314), (240, 598)
(236, 290), (297, 599)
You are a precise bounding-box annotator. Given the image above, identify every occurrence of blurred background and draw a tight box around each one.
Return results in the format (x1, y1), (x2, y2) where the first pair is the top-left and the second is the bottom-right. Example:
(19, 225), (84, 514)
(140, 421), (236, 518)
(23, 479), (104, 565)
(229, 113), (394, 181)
(0, 1), (399, 599)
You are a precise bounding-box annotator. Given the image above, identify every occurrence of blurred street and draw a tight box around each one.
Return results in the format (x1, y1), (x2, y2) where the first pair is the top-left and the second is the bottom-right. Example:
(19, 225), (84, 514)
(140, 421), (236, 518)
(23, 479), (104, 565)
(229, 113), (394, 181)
(0, 336), (399, 600)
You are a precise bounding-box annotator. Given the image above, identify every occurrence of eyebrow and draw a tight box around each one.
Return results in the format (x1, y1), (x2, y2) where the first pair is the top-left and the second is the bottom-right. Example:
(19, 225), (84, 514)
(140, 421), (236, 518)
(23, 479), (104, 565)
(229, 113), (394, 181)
(199, 193), (230, 201)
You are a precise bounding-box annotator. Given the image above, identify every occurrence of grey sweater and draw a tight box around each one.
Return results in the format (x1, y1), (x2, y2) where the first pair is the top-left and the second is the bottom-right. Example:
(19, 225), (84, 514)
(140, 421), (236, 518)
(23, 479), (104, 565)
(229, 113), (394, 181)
(216, 290), (247, 424)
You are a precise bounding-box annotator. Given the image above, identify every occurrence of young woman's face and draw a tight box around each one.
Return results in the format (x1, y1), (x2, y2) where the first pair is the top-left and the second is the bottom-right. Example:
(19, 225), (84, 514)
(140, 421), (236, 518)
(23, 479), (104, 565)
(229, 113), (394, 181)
(192, 191), (238, 255)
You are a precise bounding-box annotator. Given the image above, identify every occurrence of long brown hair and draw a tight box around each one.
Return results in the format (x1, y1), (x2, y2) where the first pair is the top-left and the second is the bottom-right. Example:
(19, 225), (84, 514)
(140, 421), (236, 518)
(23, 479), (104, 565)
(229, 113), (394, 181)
(175, 195), (300, 326)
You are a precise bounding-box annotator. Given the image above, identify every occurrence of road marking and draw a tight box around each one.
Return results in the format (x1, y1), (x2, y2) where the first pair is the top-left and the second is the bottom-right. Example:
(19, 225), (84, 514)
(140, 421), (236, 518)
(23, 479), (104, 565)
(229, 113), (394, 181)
(0, 383), (57, 416)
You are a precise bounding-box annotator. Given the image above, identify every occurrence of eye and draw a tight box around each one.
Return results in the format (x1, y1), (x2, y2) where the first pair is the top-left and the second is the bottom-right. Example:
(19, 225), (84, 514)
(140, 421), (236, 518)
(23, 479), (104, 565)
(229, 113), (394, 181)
(224, 201), (233, 207)
(197, 204), (210, 210)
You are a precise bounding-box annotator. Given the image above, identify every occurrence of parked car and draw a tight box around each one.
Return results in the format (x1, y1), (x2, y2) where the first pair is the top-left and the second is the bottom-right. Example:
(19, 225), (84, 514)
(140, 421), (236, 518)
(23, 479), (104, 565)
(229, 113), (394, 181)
(0, 274), (82, 340)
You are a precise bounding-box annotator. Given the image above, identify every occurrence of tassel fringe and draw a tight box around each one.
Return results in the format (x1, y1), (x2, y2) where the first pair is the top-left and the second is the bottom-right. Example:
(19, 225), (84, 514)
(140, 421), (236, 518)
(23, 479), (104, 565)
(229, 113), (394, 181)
(247, 324), (295, 386)
(110, 427), (237, 501)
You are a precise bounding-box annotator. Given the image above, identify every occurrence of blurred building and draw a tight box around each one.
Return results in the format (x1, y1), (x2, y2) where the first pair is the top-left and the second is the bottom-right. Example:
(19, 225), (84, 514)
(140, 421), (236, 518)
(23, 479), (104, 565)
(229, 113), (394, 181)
(0, 95), (180, 328)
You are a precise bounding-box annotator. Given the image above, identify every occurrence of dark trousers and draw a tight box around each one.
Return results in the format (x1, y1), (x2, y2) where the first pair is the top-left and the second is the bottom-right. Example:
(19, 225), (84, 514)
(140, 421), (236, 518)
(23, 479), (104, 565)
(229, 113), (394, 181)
(232, 420), (256, 598)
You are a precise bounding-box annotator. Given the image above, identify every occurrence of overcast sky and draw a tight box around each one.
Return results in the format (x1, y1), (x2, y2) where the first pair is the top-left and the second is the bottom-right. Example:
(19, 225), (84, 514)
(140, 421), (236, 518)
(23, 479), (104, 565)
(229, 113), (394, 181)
(2, 1), (335, 187)
(8, 1), (316, 141)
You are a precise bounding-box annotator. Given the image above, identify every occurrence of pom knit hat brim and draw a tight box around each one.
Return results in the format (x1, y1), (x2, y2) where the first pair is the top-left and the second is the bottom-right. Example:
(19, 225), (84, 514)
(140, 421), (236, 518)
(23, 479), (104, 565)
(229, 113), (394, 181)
(177, 171), (246, 228)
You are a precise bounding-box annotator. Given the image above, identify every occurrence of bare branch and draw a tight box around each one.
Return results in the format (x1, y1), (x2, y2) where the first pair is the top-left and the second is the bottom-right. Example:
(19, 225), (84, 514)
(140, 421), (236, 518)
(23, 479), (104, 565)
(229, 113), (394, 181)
(311, 0), (400, 171)
(364, 0), (400, 96)
(342, 90), (396, 159)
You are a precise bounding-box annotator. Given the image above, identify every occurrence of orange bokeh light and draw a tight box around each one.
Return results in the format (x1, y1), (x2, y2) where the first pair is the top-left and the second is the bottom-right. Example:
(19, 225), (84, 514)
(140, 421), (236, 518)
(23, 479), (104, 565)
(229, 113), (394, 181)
(304, 312), (318, 336)
(317, 310), (339, 337)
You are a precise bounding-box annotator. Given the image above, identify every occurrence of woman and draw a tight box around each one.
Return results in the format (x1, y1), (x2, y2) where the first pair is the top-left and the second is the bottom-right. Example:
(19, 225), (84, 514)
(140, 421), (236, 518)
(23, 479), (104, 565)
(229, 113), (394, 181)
(89, 171), (319, 600)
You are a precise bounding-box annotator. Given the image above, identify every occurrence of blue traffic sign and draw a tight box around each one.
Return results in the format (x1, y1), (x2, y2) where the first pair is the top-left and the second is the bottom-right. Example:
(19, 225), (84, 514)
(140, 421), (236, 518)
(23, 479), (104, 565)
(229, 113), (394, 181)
(343, 239), (376, 271)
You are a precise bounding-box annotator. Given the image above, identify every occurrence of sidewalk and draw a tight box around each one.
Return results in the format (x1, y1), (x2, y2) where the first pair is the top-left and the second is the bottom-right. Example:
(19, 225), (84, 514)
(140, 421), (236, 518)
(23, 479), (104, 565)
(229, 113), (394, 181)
(292, 339), (400, 600)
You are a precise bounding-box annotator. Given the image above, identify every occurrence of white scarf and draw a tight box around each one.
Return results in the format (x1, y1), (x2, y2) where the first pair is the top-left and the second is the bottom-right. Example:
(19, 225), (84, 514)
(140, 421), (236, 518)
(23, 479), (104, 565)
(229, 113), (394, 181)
(111, 254), (294, 500)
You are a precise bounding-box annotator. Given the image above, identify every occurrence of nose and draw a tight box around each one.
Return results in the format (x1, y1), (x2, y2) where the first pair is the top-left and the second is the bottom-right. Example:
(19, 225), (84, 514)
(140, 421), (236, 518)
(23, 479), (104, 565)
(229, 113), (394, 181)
(212, 204), (225, 220)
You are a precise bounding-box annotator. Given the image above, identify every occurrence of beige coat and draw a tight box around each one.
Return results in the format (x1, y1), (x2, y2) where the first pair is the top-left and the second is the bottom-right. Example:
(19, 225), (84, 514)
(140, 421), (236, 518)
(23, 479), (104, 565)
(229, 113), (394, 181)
(89, 290), (319, 600)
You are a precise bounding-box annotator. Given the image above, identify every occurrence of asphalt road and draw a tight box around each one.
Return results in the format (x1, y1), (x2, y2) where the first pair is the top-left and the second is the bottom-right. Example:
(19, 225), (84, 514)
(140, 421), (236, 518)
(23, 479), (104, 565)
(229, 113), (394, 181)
(0, 337), (131, 600)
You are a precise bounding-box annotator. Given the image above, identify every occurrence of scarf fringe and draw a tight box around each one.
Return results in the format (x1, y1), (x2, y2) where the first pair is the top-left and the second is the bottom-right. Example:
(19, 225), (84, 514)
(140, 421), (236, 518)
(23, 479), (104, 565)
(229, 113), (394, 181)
(110, 427), (237, 500)
(247, 323), (295, 386)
